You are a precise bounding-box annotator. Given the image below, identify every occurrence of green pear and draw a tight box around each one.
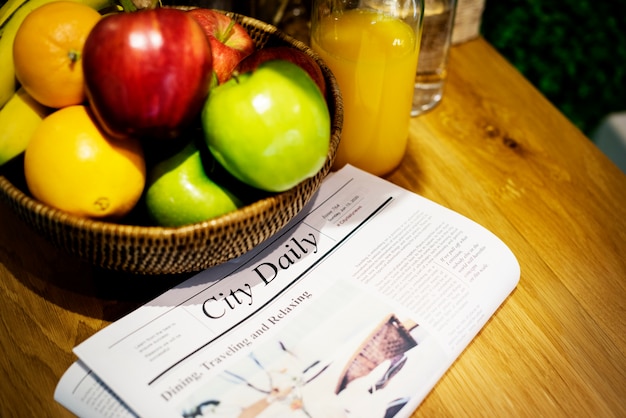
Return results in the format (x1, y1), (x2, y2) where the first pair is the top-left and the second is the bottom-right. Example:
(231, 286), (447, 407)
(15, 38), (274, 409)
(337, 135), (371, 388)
(145, 140), (242, 227)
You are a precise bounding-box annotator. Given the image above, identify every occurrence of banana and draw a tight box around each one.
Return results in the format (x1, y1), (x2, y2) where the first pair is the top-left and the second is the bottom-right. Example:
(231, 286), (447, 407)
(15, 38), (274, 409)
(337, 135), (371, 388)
(0, 0), (119, 110)
(0, 87), (51, 166)
(0, 0), (29, 28)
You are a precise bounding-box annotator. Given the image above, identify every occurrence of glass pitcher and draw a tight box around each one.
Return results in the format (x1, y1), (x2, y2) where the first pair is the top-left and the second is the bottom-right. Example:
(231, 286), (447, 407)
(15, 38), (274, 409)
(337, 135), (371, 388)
(311, 0), (424, 176)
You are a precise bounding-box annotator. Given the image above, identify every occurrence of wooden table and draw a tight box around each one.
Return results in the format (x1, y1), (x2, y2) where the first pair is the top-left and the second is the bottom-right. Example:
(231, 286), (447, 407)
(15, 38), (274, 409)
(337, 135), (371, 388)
(1, 37), (625, 417)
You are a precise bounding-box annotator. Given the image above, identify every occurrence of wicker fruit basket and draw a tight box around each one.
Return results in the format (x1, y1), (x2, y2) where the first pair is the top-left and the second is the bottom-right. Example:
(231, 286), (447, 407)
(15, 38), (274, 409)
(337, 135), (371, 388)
(0, 12), (343, 275)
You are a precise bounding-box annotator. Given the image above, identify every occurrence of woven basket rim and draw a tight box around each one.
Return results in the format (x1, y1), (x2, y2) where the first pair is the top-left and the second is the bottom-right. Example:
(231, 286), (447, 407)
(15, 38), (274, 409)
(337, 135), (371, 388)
(0, 173), (293, 236)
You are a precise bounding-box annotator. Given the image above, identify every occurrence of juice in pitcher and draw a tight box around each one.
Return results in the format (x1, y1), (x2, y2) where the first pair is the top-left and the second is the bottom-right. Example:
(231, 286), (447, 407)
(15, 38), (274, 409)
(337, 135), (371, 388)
(311, 8), (421, 176)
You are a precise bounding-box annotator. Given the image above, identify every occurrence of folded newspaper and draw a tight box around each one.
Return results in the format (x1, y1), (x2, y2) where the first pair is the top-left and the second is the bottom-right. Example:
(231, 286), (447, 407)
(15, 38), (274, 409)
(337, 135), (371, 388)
(55, 164), (520, 418)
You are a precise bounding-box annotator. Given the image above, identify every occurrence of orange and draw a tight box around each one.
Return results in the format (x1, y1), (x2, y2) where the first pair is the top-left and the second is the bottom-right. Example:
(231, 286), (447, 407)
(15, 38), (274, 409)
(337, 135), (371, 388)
(12, 1), (101, 108)
(24, 105), (146, 220)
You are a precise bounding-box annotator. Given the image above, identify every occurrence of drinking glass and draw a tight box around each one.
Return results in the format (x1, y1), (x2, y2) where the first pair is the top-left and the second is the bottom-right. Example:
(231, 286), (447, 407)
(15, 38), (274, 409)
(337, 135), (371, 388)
(411, 0), (456, 116)
(310, 0), (423, 176)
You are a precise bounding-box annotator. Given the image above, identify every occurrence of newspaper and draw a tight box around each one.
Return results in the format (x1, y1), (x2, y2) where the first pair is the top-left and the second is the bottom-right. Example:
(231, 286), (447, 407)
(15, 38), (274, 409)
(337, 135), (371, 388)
(55, 164), (520, 417)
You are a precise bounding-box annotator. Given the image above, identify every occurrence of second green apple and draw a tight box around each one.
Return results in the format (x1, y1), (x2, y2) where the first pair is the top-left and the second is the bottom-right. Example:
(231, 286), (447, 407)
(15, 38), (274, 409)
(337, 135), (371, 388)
(145, 141), (242, 227)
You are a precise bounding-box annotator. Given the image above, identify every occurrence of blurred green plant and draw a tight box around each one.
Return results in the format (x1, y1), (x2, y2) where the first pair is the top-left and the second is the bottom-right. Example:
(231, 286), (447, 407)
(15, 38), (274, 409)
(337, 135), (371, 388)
(480, 0), (626, 137)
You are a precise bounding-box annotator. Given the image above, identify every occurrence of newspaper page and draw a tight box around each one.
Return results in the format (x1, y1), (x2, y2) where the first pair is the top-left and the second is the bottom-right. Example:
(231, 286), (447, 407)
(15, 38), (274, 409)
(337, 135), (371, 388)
(56, 164), (520, 418)
(54, 360), (137, 418)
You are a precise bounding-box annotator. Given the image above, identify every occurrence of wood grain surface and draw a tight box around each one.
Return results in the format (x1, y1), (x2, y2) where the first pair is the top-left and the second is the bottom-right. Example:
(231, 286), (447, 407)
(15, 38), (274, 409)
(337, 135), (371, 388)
(1, 37), (625, 417)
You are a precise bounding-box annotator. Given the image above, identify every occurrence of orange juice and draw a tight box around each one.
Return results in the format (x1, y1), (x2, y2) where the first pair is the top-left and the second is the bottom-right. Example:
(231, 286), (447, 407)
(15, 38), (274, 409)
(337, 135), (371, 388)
(311, 9), (420, 176)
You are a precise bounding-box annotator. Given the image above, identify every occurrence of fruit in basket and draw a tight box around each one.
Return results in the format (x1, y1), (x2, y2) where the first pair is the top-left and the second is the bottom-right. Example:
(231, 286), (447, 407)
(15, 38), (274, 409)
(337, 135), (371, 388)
(0, 0), (117, 109)
(237, 46), (327, 97)
(202, 60), (330, 192)
(12, 1), (102, 108)
(0, 87), (51, 166)
(24, 105), (146, 219)
(145, 140), (242, 226)
(187, 8), (255, 85)
(82, 8), (213, 140)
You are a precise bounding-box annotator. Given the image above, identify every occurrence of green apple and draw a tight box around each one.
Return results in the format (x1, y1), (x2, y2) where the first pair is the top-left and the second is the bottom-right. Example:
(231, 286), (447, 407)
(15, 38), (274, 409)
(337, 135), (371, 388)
(144, 140), (242, 227)
(201, 59), (330, 192)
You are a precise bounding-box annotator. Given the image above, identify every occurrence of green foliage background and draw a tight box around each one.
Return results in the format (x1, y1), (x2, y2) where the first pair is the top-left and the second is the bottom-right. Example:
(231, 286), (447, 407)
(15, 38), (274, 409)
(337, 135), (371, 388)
(480, 1), (626, 137)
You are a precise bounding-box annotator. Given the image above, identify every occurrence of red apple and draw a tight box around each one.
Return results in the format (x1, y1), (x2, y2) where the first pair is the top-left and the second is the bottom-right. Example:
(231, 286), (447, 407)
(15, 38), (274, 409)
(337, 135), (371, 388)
(237, 46), (327, 97)
(187, 8), (255, 85)
(82, 8), (213, 140)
